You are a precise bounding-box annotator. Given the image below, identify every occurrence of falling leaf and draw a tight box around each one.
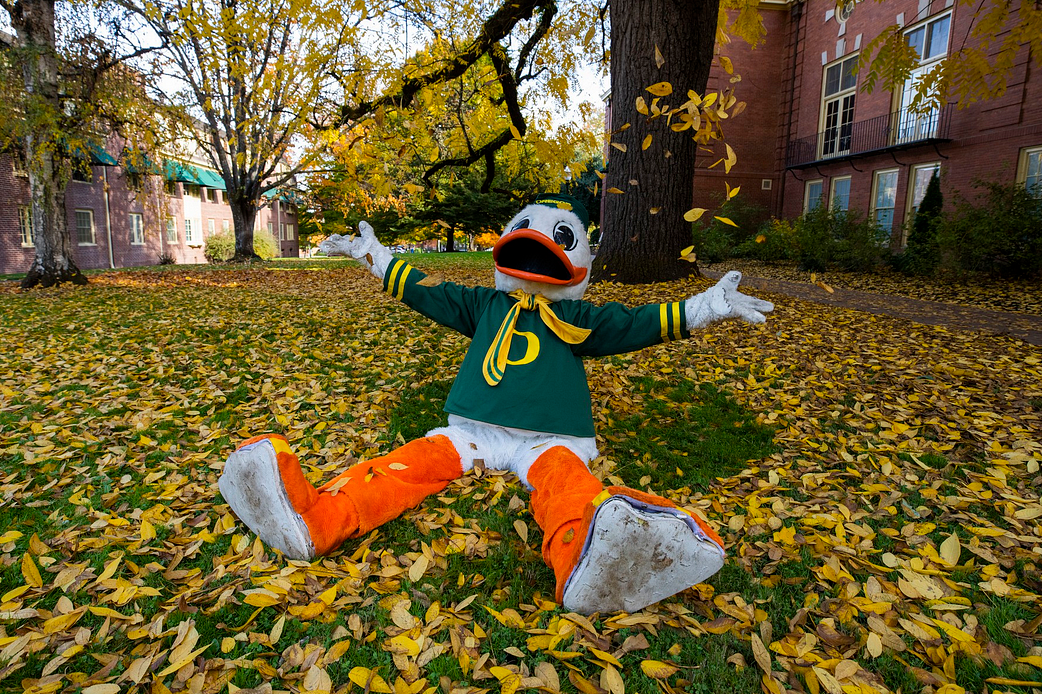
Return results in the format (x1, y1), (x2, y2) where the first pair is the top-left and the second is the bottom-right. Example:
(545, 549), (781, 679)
(645, 82), (673, 96)
(509, 125), (521, 140)
(654, 45), (665, 69)
(714, 216), (738, 227)
(756, 234), (766, 243)
(607, 187), (625, 194)
(683, 208), (707, 222)
(642, 134), (652, 150)
(611, 142), (627, 153)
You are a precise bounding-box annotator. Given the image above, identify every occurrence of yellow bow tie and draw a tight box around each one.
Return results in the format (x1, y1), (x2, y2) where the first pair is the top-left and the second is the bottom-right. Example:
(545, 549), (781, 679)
(482, 290), (591, 386)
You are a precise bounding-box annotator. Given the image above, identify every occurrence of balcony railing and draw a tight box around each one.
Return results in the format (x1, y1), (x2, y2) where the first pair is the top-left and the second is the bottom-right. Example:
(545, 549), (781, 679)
(786, 105), (953, 169)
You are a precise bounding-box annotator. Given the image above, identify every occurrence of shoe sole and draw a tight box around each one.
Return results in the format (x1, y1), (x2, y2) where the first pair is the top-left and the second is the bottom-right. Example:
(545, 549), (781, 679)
(562, 497), (724, 614)
(218, 439), (315, 560)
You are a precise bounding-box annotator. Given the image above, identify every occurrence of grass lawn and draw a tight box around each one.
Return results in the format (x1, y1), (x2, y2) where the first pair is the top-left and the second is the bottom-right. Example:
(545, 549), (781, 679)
(1, 257), (1040, 694)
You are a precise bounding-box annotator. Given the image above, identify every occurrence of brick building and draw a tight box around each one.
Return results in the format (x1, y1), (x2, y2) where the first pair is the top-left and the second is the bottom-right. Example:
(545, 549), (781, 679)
(0, 147), (300, 276)
(693, 0), (1042, 246)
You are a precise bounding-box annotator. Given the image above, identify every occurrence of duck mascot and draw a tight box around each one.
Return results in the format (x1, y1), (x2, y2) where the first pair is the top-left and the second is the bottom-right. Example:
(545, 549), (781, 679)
(219, 194), (773, 614)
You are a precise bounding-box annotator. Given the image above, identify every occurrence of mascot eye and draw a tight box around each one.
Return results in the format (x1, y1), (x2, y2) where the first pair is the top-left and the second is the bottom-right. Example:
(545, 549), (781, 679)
(553, 223), (577, 251)
(510, 218), (530, 232)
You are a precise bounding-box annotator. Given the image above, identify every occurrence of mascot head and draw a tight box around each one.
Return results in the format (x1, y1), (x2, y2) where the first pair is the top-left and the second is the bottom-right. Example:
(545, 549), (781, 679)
(493, 194), (592, 302)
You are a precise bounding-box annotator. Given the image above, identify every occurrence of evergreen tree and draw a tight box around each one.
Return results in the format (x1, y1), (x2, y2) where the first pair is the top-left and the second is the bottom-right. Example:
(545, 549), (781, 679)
(903, 173), (942, 275)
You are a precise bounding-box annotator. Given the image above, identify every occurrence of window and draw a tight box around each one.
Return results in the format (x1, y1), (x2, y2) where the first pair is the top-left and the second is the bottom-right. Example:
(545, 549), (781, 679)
(72, 164), (93, 183)
(830, 176), (852, 211)
(871, 169), (899, 240)
(166, 217), (178, 244)
(130, 213), (144, 245)
(267, 221), (273, 236)
(222, 219), (230, 233)
(280, 223), (286, 241)
(183, 184), (200, 198)
(208, 219), (216, 237)
(286, 223), (295, 241)
(897, 13), (950, 143)
(820, 55), (858, 158)
(18, 206), (33, 246)
(908, 163), (940, 215)
(75, 209), (96, 245)
(1018, 146), (1042, 198)
(164, 181), (178, 196)
(206, 188), (219, 203)
(12, 150), (28, 177)
(126, 172), (143, 191)
(185, 218), (197, 245)
(804, 180), (824, 212)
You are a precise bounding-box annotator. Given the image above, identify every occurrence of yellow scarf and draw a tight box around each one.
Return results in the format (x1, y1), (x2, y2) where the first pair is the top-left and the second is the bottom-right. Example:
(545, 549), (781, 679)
(482, 290), (591, 386)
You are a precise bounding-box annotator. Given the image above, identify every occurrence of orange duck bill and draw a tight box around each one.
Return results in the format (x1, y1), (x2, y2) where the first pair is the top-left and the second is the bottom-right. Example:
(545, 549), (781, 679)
(493, 229), (588, 286)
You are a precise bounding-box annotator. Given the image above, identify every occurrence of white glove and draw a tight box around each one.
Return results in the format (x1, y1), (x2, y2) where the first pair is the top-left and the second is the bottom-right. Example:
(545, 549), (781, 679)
(685, 271), (774, 329)
(318, 221), (394, 279)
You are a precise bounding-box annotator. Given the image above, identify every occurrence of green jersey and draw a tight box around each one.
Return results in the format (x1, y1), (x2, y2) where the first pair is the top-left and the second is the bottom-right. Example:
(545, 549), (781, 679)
(383, 259), (690, 438)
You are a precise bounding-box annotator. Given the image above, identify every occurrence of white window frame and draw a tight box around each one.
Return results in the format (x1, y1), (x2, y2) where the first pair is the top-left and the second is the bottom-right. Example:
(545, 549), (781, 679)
(185, 218), (200, 246)
(286, 223), (295, 241)
(208, 218), (216, 237)
(819, 54), (859, 159)
(804, 179), (824, 212)
(75, 209), (96, 245)
(166, 217), (178, 244)
(267, 221), (273, 236)
(1017, 145), (1042, 198)
(829, 176), (852, 211)
(870, 168), (900, 241)
(896, 12), (951, 143)
(222, 219), (231, 234)
(280, 222), (286, 241)
(183, 184), (200, 198)
(904, 162), (941, 246)
(129, 213), (144, 245)
(18, 206), (33, 246)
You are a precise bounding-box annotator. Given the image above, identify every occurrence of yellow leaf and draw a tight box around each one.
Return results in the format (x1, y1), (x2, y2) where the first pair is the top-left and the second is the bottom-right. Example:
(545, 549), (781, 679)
(513, 520), (528, 543)
(865, 632), (883, 658)
(683, 208), (707, 223)
(714, 216), (739, 227)
(408, 554), (429, 582)
(719, 56), (734, 75)
(384, 634), (421, 656)
(607, 187), (625, 195)
(985, 678), (1042, 687)
(654, 45), (665, 69)
(640, 660), (678, 679)
(221, 637), (236, 654)
(0, 530), (23, 544)
(243, 590), (281, 607)
(755, 234), (766, 243)
(589, 648), (623, 667)
(750, 634), (771, 673)
(21, 553), (42, 588)
(611, 142), (627, 153)
(509, 125), (521, 140)
(600, 664), (625, 694)
(404, 183), (424, 194)
(646, 82), (673, 97)
(1017, 655), (1042, 668)
(43, 609), (85, 634)
(726, 184), (741, 199)
(349, 667), (393, 693)
(939, 533), (961, 566)
(635, 97), (648, 115)
(490, 666), (521, 694)
(82, 686), (121, 694)
(269, 615), (285, 644)
(642, 134), (652, 151)
(816, 281), (835, 294)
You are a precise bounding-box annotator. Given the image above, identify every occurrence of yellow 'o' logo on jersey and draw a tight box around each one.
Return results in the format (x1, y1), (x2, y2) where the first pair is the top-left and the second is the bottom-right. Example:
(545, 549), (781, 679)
(506, 330), (540, 366)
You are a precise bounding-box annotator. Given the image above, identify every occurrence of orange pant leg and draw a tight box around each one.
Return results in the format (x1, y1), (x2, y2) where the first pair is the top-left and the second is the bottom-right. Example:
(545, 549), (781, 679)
(528, 446), (723, 604)
(241, 434), (463, 556)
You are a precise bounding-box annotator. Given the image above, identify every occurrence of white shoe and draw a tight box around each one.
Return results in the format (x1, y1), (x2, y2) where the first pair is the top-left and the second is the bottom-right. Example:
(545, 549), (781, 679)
(218, 438), (316, 560)
(561, 496), (725, 614)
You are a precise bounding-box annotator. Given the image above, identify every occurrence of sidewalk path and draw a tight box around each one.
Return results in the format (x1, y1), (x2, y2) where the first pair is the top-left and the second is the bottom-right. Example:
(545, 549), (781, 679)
(702, 270), (1042, 346)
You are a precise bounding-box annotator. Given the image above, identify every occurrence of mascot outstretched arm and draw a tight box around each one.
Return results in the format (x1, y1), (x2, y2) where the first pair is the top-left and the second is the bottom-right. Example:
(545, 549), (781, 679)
(219, 195), (772, 614)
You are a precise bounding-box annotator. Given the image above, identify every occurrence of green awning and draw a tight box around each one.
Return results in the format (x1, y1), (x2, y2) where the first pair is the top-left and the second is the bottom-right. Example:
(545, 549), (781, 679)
(122, 150), (160, 175)
(69, 140), (117, 166)
(262, 188), (300, 205)
(163, 160), (226, 189)
(195, 167), (226, 190)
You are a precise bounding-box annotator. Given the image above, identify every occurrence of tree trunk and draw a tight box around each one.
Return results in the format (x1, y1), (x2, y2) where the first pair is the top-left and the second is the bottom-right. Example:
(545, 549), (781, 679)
(445, 227), (456, 252)
(593, 0), (720, 284)
(229, 195), (261, 262)
(15, 0), (88, 289)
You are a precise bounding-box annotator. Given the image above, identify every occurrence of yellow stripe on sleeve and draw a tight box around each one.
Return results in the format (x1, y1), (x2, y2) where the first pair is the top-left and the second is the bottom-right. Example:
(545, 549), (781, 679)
(385, 260), (404, 296)
(671, 302), (682, 341)
(395, 266), (413, 300)
(659, 303), (669, 341)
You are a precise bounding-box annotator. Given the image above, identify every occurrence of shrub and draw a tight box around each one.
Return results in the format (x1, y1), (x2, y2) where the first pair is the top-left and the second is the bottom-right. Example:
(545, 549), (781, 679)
(793, 205), (889, 272)
(158, 253), (176, 265)
(691, 197), (768, 264)
(205, 227), (278, 262)
(735, 218), (797, 262)
(900, 173), (943, 275)
(938, 180), (1042, 278)
(204, 230), (235, 263)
